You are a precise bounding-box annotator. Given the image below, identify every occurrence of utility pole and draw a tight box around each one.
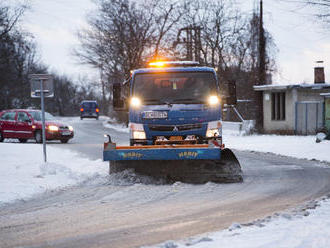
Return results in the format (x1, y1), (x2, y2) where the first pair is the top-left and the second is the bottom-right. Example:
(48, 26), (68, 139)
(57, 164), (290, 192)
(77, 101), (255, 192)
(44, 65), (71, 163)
(173, 26), (202, 63)
(258, 0), (266, 86)
(255, 0), (265, 132)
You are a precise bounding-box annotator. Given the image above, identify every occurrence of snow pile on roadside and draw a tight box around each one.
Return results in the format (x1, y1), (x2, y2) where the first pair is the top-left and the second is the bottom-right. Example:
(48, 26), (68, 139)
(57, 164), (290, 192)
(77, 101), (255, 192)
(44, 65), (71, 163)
(0, 143), (107, 205)
(103, 117), (129, 133)
(151, 197), (330, 248)
(224, 133), (330, 163)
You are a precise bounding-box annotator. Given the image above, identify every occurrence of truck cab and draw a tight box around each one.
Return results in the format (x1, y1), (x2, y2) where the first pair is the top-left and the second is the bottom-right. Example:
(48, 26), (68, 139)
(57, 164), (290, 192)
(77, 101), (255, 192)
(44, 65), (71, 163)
(114, 61), (223, 146)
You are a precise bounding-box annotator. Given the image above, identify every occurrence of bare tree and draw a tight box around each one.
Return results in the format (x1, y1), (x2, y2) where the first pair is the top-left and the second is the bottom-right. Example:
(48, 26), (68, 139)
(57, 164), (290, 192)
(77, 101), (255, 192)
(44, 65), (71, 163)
(281, 0), (330, 25)
(0, 3), (27, 39)
(152, 0), (184, 59)
(74, 0), (277, 122)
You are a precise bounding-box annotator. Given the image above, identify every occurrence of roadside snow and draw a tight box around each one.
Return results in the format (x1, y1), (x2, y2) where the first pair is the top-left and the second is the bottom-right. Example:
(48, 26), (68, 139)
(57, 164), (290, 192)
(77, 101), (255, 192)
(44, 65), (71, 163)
(224, 133), (330, 163)
(0, 143), (107, 206)
(103, 117), (129, 133)
(151, 197), (330, 248)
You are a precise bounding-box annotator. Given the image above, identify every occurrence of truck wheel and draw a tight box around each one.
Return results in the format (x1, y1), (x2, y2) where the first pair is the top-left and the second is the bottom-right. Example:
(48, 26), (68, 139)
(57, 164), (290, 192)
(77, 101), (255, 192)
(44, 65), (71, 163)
(35, 130), (42, 143)
(60, 139), (69, 144)
(19, 139), (27, 143)
(0, 131), (3, 142)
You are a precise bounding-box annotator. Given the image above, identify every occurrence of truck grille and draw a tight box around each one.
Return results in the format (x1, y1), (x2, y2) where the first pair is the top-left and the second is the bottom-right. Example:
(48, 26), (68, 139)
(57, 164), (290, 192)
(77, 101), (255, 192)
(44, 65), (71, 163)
(59, 126), (69, 130)
(148, 123), (202, 132)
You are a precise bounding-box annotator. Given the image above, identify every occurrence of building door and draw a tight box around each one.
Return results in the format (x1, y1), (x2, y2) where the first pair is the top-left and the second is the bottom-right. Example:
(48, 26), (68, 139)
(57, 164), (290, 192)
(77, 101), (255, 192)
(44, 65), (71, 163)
(325, 97), (330, 131)
(295, 101), (324, 135)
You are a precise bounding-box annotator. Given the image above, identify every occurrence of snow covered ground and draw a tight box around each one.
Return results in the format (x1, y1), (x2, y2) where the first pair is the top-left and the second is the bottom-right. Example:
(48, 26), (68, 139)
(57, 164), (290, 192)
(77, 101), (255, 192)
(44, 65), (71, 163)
(150, 197), (330, 248)
(0, 143), (107, 206)
(222, 122), (330, 163)
(0, 119), (329, 248)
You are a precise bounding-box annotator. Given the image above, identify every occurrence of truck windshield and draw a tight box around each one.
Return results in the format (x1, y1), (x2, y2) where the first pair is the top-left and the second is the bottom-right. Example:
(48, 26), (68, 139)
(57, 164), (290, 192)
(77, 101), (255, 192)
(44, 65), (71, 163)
(133, 72), (218, 104)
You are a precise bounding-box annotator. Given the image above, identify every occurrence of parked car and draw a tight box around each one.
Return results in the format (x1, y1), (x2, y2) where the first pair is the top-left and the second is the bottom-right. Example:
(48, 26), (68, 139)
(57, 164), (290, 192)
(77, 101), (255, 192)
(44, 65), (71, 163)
(80, 100), (99, 120)
(0, 109), (74, 143)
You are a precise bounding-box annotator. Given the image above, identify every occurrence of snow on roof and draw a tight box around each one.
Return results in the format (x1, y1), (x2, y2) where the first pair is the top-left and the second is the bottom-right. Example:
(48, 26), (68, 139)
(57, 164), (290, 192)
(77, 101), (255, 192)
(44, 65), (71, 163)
(254, 83), (330, 91)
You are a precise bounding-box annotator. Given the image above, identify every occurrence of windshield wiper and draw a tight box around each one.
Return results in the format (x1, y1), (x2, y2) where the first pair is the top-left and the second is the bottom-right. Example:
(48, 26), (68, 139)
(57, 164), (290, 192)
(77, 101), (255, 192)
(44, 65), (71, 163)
(144, 99), (172, 106)
(172, 98), (204, 104)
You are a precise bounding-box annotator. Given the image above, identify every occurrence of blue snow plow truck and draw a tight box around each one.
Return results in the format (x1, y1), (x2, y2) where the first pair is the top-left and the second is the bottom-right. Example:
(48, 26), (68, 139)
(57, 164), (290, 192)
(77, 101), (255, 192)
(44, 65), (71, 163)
(104, 61), (242, 183)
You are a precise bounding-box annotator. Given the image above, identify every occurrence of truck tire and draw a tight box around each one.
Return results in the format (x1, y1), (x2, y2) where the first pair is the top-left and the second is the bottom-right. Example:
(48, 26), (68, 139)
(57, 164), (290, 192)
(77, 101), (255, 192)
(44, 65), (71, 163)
(35, 130), (42, 143)
(0, 131), (3, 142)
(60, 139), (69, 144)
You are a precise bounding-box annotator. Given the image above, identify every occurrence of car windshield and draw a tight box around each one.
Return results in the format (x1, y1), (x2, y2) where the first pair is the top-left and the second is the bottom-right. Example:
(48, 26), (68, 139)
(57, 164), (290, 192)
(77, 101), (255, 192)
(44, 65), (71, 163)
(133, 72), (218, 104)
(28, 111), (56, 121)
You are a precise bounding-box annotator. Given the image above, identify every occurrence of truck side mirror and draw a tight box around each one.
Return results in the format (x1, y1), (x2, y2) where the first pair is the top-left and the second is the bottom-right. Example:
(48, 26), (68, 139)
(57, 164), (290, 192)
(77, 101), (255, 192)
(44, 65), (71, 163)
(113, 83), (126, 111)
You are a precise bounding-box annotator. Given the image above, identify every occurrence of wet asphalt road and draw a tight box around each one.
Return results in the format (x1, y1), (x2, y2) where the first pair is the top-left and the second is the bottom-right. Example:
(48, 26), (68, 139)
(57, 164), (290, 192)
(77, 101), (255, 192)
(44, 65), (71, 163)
(1, 117), (330, 248)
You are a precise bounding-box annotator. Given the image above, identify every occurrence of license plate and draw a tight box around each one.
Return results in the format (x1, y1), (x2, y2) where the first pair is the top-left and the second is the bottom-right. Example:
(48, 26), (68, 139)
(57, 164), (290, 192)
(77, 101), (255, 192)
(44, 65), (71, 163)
(62, 131), (71, 136)
(143, 111), (168, 119)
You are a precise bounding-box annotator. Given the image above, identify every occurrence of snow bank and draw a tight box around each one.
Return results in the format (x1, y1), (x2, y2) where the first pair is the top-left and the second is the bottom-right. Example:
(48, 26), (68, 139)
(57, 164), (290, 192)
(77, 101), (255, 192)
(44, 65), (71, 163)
(0, 143), (107, 205)
(152, 197), (330, 248)
(103, 117), (129, 133)
(223, 132), (330, 163)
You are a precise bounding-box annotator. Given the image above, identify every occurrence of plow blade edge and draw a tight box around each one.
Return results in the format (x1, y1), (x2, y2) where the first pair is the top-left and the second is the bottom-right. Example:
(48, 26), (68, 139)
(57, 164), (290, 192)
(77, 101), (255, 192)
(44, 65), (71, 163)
(103, 146), (243, 184)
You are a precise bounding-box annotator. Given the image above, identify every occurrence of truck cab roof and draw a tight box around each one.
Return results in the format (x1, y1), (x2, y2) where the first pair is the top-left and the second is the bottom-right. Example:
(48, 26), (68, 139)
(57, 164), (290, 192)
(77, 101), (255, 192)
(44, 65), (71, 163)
(132, 66), (216, 75)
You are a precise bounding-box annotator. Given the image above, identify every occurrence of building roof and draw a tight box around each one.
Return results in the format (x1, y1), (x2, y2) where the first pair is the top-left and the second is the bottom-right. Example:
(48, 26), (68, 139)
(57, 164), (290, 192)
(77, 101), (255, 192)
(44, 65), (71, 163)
(254, 83), (330, 91)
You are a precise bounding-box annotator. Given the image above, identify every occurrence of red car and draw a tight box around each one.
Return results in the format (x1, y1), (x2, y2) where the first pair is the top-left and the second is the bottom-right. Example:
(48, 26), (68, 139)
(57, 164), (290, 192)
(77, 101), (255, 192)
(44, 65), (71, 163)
(0, 109), (74, 143)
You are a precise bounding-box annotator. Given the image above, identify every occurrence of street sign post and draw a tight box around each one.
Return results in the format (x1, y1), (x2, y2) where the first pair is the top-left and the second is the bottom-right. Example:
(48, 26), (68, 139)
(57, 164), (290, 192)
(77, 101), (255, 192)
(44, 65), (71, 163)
(29, 74), (54, 163)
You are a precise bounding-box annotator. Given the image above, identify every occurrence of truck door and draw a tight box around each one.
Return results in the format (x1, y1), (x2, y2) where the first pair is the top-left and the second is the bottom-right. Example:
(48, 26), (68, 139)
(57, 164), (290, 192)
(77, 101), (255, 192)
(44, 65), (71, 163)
(0, 111), (17, 138)
(16, 111), (34, 139)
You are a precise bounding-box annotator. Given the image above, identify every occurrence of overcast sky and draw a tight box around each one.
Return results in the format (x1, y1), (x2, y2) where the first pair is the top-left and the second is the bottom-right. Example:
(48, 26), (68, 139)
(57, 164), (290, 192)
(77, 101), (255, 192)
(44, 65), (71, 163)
(14, 0), (330, 84)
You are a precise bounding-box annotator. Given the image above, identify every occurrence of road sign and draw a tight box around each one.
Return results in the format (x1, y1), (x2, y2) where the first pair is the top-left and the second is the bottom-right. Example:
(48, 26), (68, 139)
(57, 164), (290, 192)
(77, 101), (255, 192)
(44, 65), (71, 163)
(29, 74), (54, 163)
(29, 74), (54, 98)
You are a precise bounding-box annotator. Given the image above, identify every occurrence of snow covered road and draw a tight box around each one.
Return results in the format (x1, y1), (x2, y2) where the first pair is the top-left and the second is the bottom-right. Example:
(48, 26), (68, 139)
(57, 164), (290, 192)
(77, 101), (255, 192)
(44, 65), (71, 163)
(0, 117), (330, 248)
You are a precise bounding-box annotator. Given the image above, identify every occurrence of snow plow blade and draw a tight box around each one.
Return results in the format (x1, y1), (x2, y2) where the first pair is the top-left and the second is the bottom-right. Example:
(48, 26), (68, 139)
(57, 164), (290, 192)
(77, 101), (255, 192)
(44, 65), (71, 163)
(103, 143), (242, 184)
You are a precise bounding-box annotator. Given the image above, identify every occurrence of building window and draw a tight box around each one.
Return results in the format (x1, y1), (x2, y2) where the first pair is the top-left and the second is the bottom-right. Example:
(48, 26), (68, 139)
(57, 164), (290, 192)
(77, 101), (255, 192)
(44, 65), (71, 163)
(271, 92), (285, 121)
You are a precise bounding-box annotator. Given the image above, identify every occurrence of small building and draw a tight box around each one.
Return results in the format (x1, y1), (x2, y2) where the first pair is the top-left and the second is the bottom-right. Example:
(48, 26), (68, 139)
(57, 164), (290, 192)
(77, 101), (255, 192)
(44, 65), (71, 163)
(254, 64), (330, 135)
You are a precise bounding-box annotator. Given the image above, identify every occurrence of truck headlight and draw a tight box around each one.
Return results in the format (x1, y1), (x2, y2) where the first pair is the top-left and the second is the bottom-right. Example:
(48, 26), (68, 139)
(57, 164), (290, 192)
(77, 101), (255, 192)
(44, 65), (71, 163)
(208, 95), (219, 106)
(48, 125), (59, 131)
(206, 129), (219, 137)
(68, 126), (73, 131)
(206, 120), (222, 137)
(129, 122), (146, 139)
(133, 131), (146, 139)
(130, 97), (141, 108)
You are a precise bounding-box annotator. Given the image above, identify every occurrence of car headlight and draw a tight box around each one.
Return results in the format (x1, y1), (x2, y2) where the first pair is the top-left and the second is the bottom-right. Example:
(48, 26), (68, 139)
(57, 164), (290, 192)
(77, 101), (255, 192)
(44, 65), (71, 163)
(48, 125), (59, 131)
(129, 122), (146, 139)
(130, 97), (141, 108)
(206, 120), (222, 138)
(68, 126), (73, 131)
(208, 95), (220, 106)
